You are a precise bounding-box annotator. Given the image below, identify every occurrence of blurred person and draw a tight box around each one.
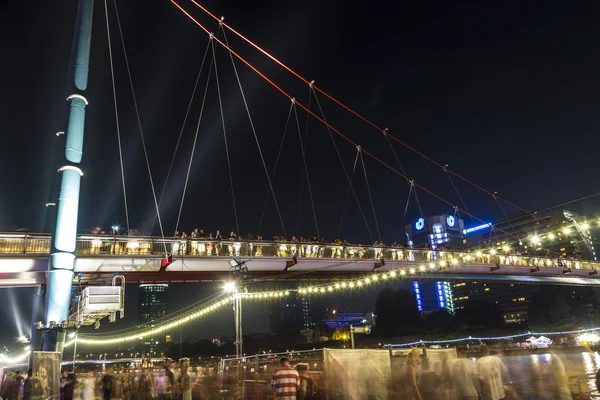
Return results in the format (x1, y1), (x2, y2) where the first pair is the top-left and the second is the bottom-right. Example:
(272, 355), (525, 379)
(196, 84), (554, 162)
(419, 357), (442, 400)
(443, 355), (479, 400)
(60, 370), (68, 400)
(121, 371), (131, 400)
(399, 350), (423, 400)
(177, 358), (192, 400)
(82, 372), (95, 400)
(63, 373), (75, 400)
(102, 368), (114, 400)
(22, 370), (33, 400)
(271, 357), (299, 400)
(548, 353), (571, 400)
(157, 368), (172, 400)
(294, 363), (313, 400)
(477, 347), (508, 400)
(5, 371), (20, 400)
(138, 369), (154, 400)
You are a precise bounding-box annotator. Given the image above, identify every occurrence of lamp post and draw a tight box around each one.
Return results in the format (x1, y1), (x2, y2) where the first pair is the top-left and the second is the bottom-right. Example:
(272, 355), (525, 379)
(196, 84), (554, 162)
(227, 259), (249, 359)
(69, 331), (77, 371)
(224, 281), (243, 358)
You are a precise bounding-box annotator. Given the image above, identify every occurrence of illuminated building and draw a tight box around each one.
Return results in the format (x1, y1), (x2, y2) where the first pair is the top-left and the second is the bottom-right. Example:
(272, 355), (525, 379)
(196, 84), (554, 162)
(269, 287), (314, 333)
(452, 282), (535, 323)
(139, 284), (168, 352)
(405, 215), (464, 313)
(319, 311), (375, 329)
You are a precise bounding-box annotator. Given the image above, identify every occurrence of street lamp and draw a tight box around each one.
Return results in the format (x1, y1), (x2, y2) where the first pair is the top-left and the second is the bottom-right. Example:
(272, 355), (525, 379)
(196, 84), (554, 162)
(223, 282), (236, 292)
(224, 283), (243, 359)
(227, 260), (249, 359)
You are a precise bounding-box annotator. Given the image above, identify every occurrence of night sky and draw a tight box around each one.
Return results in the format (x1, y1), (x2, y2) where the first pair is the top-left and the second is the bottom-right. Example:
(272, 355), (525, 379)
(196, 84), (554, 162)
(1, 0), (600, 348)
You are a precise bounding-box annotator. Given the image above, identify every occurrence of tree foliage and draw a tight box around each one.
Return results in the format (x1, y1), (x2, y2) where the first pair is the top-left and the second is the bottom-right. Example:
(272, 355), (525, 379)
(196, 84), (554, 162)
(456, 299), (504, 328)
(528, 286), (572, 326)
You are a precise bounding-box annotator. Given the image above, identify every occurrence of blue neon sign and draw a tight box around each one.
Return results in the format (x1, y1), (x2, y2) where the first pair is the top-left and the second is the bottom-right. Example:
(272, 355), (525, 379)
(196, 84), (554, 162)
(415, 218), (425, 231)
(462, 223), (492, 235)
(412, 282), (423, 311)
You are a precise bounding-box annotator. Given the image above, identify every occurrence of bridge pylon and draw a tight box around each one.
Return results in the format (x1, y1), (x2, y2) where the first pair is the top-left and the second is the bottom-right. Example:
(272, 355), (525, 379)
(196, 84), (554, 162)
(37, 0), (95, 358)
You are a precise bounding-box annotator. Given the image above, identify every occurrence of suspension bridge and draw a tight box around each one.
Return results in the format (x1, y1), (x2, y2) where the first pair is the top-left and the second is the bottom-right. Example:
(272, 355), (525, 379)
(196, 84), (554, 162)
(0, 232), (598, 287)
(3, 0), (599, 354)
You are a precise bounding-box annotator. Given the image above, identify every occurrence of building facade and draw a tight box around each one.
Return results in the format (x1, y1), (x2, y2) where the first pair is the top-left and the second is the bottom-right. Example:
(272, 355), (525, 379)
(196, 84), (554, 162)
(269, 290), (314, 334)
(138, 284), (168, 352)
(405, 214), (464, 314)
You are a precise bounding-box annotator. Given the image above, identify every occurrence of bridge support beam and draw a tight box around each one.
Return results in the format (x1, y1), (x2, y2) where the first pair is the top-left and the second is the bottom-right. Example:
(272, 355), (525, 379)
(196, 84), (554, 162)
(43, 0), (95, 356)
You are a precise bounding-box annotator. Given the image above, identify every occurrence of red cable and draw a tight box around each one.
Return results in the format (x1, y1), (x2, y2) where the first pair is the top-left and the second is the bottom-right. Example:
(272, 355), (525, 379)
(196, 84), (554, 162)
(170, 0), (527, 244)
(186, 0), (532, 217)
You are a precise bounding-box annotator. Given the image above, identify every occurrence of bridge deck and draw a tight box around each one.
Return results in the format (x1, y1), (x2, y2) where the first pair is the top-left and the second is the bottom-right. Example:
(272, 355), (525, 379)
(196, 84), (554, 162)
(0, 233), (598, 286)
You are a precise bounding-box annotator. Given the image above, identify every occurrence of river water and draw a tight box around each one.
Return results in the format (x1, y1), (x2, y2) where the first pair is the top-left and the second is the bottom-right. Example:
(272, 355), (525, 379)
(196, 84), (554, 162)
(492, 351), (600, 399)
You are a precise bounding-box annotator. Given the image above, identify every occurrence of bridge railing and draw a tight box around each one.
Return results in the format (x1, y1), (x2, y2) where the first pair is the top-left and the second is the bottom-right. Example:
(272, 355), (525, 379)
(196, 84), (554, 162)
(0, 233), (598, 272)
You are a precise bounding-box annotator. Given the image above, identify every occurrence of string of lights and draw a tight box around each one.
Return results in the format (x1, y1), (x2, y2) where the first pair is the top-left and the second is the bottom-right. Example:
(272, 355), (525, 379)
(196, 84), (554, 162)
(66, 295), (234, 346)
(388, 326), (600, 348)
(0, 350), (31, 365)
(65, 290), (291, 346)
(296, 252), (600, 295)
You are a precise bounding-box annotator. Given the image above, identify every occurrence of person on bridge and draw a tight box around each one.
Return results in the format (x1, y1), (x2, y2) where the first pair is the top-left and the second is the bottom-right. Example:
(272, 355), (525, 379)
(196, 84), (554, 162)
(271, 357), (299, 400)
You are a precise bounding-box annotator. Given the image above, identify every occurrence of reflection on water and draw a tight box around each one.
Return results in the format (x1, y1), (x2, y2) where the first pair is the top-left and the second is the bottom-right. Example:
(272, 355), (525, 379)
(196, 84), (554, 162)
(498, 351), (600, 399)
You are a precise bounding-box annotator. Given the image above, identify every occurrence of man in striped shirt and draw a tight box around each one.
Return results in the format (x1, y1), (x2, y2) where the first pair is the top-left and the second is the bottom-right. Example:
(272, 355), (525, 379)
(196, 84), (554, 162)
(271, 357), (300, 400)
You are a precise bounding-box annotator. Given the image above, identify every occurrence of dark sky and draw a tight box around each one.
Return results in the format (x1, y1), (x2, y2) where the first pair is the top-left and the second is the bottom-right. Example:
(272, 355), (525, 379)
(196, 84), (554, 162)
(1, 0), (600, 348)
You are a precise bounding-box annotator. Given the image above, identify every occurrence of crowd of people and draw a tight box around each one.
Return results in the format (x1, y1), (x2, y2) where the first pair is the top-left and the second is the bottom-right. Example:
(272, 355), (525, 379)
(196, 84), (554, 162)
(2, 350), (600, 400)
(90, 224), (580, 260)
(0, 358), (218, 400)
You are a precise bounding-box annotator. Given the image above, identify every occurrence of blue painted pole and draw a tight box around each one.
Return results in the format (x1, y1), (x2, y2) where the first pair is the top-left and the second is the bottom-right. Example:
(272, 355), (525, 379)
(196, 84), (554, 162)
(43, 0), (95, 355)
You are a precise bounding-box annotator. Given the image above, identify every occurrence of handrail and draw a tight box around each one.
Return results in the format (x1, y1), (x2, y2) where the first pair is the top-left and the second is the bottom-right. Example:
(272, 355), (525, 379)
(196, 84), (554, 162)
(0, 232), (598, 271)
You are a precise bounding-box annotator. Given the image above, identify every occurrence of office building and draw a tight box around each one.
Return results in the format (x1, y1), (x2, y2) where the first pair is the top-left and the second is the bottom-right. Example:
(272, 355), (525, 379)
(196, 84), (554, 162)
(452, 281), (536, 323)
(405, 214), (464, 313)
(270, 288), (315, 333)
(139, 284), (168, 352)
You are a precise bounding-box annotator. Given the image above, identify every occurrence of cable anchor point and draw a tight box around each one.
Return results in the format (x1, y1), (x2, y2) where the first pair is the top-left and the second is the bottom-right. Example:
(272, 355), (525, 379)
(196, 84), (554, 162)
(383, 128), (388, 136)
(443, 164), (449, 172)
(219, 16), (225, 25)
(291, 97), (296, 104)
(209, 32), (214, 40)
(356, 145), (362, 152)
(309, 80), (315, 88)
